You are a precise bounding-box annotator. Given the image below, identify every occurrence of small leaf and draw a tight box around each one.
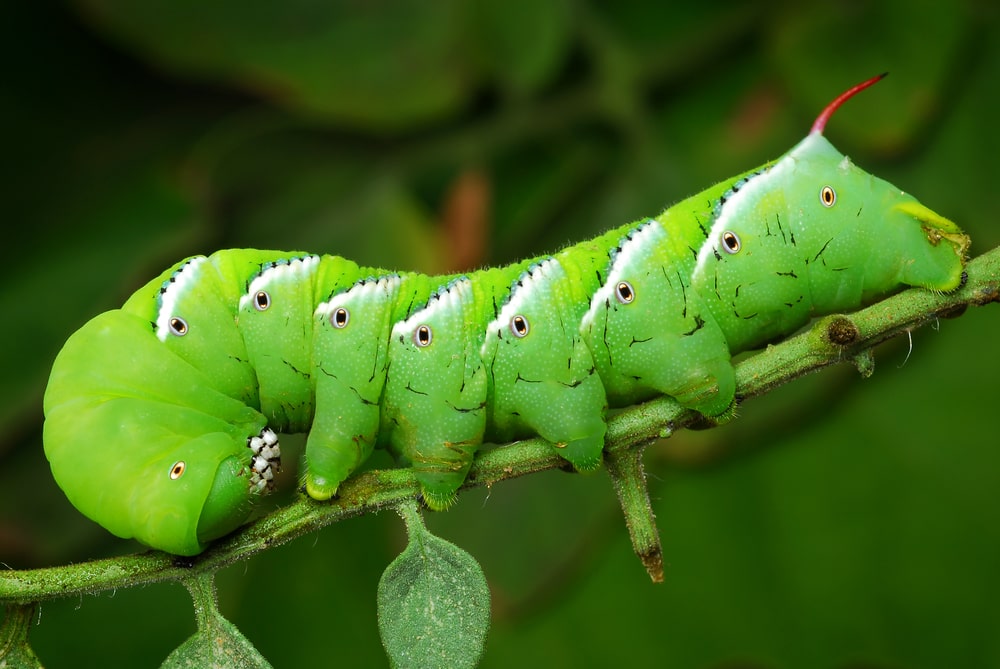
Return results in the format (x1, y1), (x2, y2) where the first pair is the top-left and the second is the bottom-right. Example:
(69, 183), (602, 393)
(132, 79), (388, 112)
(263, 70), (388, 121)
(0, 603), (44, 669)
(378, 502), (490, 669)
(161, 574), (273, 669)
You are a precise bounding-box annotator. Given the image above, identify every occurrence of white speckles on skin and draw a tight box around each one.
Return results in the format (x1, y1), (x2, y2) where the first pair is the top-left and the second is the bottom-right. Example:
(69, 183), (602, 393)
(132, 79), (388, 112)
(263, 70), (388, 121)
(238, 255), (321, 313)
(391, 277), (473, 343)
(581, 221), (662, 331)
(315, 275), (402, 321)
(694, 156), (795, 277)
(481, 258), (562, 356)
(155, 256), (208, 342)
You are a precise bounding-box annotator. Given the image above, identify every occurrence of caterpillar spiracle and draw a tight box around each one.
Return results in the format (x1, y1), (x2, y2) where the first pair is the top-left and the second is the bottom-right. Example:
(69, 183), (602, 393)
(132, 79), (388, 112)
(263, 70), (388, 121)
(43, 75), (969, 555)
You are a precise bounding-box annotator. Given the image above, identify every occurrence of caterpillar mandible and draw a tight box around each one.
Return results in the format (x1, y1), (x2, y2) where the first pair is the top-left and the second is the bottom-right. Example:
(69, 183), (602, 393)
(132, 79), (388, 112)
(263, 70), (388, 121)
(43, 75), (969, 555)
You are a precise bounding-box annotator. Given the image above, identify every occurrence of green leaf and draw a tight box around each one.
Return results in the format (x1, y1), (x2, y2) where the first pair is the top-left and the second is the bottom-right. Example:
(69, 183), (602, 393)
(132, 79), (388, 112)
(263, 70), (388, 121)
(75, 0), (474, 131)
(469, 0), (572, 96)
(161, 574), (273, 669)
(378, 502), (490, 669)
(0, 604), (44, 669)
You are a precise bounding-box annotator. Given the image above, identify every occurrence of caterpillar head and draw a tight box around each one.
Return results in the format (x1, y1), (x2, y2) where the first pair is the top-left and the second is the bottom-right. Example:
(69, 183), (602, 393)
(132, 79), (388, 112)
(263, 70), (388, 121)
(800, 73), (967, 298)
(781, 131), (969, 304)
(43, 310), (275, 555)
(693, 75), (968, 349)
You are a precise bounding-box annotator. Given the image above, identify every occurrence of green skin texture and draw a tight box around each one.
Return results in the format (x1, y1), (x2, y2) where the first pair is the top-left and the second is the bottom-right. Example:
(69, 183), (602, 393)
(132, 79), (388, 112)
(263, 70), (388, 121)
(42, 131), (968, 556)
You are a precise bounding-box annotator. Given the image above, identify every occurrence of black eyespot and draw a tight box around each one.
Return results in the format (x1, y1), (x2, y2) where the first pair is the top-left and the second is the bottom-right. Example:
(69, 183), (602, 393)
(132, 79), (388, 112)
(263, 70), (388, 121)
(722, 231), (741, 254)
(170, 461), (186, 480)
(331, 307), (349, 328)
(169, 317), (188, 336)
(414, 325), (433, 347)
(821, 185), (836, 207)
(254, 290), (271, 311)
(615, 281), (635, 304)
(510, 315), (530, 338)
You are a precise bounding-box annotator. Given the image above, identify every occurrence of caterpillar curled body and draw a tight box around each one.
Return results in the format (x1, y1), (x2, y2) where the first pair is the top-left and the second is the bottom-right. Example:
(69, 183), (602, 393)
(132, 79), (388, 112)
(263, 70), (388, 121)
(43, 75), (970, 555)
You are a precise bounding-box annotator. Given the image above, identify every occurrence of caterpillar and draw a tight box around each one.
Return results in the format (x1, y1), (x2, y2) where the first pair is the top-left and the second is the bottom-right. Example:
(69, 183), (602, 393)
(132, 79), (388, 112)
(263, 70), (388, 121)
(43, 75), (969, 556)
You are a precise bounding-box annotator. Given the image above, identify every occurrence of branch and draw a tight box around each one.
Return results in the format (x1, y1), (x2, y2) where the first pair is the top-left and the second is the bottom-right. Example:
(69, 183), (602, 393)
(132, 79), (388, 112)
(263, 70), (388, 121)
(3, 246), (998, 602)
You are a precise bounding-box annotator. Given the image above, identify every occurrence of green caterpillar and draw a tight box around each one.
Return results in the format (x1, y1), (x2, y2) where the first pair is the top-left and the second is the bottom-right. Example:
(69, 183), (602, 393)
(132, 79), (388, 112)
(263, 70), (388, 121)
(43, 75), (969, 555)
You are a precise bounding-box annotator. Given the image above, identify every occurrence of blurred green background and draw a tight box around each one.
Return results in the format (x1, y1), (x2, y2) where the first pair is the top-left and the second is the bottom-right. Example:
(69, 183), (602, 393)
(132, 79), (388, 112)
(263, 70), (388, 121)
(2, 1), (999, 667)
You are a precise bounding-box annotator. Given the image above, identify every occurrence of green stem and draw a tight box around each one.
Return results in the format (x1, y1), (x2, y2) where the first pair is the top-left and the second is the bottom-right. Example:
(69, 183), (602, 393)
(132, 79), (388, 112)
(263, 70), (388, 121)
(0, 602), (42, 668)
(604, 445), (663, 582)
(395, 499), (425, 540)
(1, 246), (998, 604)
(183, 572), (220, 631)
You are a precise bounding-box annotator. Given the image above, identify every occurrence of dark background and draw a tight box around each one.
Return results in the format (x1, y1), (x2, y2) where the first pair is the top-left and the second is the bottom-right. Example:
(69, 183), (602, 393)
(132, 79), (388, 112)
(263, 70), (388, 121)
(2, 2), (998, 667)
